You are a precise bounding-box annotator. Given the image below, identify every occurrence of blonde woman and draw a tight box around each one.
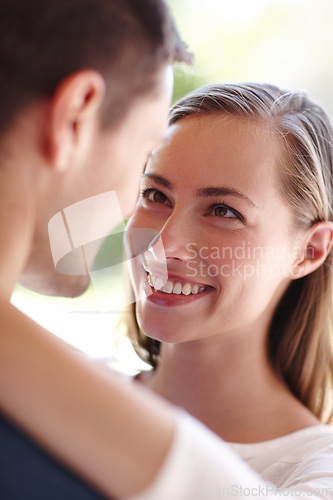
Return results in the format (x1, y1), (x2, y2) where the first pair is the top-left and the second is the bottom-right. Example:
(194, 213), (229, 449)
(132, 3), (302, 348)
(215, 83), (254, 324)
(126, 83), (333, 497)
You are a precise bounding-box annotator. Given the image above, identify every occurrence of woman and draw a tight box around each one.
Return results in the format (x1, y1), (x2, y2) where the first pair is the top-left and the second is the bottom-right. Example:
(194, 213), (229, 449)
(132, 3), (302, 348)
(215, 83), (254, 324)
(125, 82), (333, 494)
(1, 83), (333, 500)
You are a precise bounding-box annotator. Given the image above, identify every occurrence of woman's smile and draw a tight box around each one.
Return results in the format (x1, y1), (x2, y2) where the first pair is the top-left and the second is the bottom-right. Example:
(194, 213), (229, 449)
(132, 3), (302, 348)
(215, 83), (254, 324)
(143, 268), (215, 307)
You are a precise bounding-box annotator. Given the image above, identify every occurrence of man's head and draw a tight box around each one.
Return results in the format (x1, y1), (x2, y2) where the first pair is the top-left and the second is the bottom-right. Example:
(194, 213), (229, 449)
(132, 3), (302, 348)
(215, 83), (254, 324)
(0, 0), (190, 134)
(0, 0), (190, 297)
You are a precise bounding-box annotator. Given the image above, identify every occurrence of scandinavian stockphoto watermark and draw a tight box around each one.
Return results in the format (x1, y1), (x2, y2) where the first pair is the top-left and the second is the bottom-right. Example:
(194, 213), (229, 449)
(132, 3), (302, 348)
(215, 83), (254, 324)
(48, 191), (316, 311)
(185, 242), (313, 281)
(48, 191), (168, 312)
(198, 483), (333, 497)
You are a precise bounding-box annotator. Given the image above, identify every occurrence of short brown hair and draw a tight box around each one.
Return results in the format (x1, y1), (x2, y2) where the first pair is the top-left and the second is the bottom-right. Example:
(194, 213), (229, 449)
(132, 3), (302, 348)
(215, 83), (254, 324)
(0, 0), (191, 134)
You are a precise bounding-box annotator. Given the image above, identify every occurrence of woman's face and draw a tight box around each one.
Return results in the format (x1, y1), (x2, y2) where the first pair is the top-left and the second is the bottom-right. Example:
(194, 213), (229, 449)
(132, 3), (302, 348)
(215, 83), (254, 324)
(126, 115), (303, 345)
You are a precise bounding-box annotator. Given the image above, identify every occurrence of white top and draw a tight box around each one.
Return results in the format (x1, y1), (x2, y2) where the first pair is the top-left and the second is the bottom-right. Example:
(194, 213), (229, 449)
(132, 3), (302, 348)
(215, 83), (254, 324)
(127, 409), (333, 500)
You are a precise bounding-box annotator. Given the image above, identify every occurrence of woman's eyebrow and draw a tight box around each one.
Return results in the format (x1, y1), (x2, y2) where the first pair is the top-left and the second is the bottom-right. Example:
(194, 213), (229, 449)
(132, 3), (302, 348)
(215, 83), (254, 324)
(196, 187), (257, 207)
(143, 174), (257, 208)
(143, 173), (173, 190)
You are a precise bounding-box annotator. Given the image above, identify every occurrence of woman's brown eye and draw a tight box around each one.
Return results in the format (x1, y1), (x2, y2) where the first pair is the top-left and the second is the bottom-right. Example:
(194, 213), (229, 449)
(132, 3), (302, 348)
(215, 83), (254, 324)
(149, 190), (168, 204)
(211, 204), (237, 218)
(213, 205), (228, 217)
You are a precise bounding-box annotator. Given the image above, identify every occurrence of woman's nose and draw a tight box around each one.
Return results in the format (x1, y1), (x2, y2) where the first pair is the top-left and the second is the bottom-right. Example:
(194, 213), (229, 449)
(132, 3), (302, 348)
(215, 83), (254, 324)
(151, 212), (196, 262)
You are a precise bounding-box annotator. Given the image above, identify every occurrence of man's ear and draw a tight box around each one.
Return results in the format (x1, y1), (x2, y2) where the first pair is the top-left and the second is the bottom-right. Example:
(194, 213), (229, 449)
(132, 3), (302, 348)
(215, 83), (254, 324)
(291, 221), (333, 279)
(45, 70), (106, 171)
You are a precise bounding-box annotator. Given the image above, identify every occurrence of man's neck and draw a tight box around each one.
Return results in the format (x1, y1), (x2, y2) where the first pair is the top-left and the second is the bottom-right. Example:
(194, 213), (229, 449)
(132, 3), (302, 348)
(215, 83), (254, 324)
(0, 186), (35, 299)
(0, 117), (42, 299)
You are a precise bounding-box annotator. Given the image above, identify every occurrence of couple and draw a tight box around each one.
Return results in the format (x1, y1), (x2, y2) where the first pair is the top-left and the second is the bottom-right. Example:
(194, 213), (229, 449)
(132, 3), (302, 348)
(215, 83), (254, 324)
(1, 2), (333, 500)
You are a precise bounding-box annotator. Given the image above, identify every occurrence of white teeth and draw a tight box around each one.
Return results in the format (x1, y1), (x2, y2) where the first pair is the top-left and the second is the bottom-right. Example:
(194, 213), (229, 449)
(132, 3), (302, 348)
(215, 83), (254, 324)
(182, 283), (192, 295)
(173, 282), (182, 294)
(151, 275), (163, 290)
(162, 281), (173, 294)
(154, 277), (164, 291)
(147, 273), (209, 296)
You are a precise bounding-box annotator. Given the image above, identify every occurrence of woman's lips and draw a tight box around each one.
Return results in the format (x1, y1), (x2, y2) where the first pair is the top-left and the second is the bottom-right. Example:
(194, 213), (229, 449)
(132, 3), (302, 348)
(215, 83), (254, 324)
(143, 271), (215, 306)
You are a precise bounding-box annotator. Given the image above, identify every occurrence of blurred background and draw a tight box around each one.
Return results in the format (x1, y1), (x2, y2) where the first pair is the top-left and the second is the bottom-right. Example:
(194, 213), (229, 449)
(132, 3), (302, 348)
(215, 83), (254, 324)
(12, 0), (333, 373)
(170, 0), (333, 113)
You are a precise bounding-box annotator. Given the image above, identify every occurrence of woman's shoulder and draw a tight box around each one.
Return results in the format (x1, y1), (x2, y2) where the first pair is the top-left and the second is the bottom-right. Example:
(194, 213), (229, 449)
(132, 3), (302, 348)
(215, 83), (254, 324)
(229, 424), (333, 457)
(228, 424), (333, 462)
(229, 424), (333, 489)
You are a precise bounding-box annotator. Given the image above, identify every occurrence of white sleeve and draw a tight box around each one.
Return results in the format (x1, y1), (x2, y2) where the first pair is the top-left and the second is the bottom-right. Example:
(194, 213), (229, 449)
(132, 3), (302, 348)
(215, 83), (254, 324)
(126, 409), (332, 500)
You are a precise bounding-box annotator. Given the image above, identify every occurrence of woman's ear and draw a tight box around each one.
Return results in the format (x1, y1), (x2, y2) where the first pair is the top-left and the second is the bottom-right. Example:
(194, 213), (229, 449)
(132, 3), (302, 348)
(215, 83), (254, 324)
(45, 70), (106, 172)
(291, 221), (333, 279)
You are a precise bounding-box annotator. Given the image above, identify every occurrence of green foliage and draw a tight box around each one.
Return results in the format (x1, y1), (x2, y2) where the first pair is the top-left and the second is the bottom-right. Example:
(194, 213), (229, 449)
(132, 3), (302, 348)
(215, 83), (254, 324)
(172, 65), (206, 104)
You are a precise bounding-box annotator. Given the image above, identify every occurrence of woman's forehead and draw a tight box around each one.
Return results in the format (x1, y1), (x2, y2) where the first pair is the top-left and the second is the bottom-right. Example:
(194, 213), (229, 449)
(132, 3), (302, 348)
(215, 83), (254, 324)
(147, 115), (283, 195)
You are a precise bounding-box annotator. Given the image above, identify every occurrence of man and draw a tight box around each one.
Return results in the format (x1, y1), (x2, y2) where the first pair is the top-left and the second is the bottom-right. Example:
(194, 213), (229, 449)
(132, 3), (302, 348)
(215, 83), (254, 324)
(0, 0), (190, 497)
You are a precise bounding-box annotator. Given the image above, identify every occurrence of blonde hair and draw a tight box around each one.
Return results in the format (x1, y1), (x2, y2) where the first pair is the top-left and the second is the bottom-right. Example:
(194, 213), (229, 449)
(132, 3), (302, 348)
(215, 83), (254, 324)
(131, 83), (333, 422)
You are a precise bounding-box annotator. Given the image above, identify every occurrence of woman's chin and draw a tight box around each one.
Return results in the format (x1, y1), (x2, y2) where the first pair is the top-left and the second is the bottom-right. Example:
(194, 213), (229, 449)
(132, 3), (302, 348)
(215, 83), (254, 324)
(137, 316), (189, 345)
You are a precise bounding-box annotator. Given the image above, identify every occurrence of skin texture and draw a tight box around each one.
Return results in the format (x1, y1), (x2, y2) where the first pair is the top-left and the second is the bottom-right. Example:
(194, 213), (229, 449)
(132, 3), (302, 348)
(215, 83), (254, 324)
(127, 115), (333, 443)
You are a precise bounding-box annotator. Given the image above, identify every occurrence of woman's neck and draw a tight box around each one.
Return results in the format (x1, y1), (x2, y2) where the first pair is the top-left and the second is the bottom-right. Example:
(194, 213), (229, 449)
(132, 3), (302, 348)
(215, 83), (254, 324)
(139, 332), (320, 443)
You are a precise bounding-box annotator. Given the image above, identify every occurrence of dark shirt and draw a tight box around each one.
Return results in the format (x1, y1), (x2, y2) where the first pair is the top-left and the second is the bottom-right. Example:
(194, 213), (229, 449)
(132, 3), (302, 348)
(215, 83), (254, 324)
(0, 412), (109, 500)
